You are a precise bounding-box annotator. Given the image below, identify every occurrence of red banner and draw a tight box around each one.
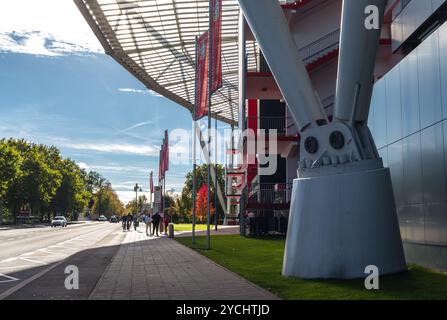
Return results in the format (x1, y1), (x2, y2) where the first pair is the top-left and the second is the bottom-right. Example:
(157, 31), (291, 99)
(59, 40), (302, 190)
(158, 131), (170, 182)
(195, 31), (209, 120)
(149, 171), (154, 194)
(211, 0), (222, 93)
(159, 148), (163, 182)
(164, 130), (169, 172)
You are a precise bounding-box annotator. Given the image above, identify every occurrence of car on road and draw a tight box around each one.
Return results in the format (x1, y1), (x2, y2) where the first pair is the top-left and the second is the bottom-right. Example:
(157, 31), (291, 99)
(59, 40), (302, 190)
(51, 216), (68, 227)
(110, 215), (119, 223)
(98, 215), (108, 222)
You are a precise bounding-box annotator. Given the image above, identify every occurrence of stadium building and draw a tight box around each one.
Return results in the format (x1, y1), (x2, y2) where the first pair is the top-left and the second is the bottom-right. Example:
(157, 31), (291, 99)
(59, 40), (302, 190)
(77, 0), (447, 271)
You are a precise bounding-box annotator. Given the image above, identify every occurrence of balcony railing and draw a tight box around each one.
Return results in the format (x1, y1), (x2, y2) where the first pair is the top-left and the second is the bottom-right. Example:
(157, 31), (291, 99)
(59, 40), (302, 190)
(247, 183), (293, 210)
(300, 28), (340, 64)
(247, 116), (290, 135)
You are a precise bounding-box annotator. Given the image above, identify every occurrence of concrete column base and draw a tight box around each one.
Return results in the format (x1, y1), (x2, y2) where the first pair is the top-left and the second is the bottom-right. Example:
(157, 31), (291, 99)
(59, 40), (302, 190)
(282, 167), (406, 279)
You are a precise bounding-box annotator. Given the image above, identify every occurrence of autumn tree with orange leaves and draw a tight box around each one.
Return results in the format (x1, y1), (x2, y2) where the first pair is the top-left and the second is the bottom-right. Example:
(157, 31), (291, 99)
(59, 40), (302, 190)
(195, 183), (215, 223)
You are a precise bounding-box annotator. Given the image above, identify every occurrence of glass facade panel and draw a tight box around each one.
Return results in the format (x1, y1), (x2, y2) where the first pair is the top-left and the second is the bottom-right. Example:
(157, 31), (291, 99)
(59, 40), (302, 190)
(371, 23), (447, 250)
(417, 32), (442, 129)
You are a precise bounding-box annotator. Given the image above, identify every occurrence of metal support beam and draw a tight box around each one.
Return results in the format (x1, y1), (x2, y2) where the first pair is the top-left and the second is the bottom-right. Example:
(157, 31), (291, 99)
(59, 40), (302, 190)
(238, 0), (326, 132)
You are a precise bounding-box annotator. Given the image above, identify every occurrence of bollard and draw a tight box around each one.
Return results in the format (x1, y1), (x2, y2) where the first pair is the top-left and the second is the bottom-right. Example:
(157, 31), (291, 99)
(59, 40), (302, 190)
(168, 223), (174, 238)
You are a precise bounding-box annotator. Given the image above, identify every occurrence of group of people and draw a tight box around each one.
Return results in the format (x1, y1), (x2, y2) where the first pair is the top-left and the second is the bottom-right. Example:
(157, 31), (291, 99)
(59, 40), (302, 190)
(143, 212), (171, 237)
(121, 212), (170, 237)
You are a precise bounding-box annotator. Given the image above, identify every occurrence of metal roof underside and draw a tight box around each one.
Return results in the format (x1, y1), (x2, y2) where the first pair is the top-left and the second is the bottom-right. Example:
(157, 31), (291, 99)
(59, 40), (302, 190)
(75, 0), (259, 125)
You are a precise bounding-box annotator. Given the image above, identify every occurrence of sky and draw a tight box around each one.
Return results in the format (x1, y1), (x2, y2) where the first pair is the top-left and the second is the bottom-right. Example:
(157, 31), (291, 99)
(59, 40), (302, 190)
(0, 0), (227, 204)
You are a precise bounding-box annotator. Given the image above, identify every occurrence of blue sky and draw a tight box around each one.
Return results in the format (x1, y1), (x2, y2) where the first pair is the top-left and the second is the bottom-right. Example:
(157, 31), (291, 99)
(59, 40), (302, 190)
(0, 0), (228, 204)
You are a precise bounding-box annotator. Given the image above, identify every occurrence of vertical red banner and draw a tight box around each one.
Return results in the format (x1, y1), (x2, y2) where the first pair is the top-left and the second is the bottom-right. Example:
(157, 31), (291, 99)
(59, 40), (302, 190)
(211, 0), (222, 93)
(195, 31), (209, 120)
(149, 171), (154, 194)
(164, 130), (169, 172)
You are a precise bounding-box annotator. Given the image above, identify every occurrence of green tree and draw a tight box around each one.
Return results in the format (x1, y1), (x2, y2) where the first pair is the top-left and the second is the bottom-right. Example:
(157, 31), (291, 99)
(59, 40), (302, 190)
(6, 146), (62, 222)
(0, 141), (22, 224)
(51, 159), (89, 221)
(92, 184), (124, 217)
(169, 193), (192, 223)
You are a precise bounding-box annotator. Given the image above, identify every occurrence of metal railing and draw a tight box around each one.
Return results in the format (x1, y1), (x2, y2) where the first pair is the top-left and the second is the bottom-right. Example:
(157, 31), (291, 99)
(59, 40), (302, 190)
(247, 116), (292, 135)
(300, 28), (340, 64)
(248, 183), (293, 206)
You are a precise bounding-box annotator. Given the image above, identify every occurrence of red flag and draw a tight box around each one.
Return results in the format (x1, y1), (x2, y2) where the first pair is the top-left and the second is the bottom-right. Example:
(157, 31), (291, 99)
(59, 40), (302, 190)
(211, 0), (222, 93)
(164, 130), (169, 172)
(195, 31), (209, 120)
(159, 148), (163, 182)
(149, 171), (154, 194)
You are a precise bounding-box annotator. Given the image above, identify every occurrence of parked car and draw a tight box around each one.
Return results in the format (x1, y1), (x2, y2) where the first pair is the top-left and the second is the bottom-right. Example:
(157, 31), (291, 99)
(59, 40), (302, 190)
(110, 215), (119, 223)
(98, 215), (108, 222)
(51, 216), (68, 227)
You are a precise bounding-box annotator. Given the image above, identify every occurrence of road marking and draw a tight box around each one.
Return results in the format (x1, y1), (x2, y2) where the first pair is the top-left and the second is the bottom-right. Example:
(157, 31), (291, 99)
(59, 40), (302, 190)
(0, 224), (121, 300)
(0, 274), (19, 284)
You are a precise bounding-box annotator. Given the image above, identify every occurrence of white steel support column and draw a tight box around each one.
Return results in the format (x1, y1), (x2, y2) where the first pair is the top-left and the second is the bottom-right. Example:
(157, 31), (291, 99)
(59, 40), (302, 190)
(238, 0), (406, 279)
(334, 0), (387, 123)
(238, 0), (326, 132)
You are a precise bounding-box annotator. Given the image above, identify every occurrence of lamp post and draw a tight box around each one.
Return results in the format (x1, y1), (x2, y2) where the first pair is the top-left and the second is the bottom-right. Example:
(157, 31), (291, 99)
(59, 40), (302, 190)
(134, 183), (142, 214)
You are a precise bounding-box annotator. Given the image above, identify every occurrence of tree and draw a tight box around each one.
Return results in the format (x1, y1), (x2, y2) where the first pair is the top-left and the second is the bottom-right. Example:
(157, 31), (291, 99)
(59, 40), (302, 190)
(195, 184), (215, 223)
(6, 146), (62, 222)
(125, 195), (148, 215)
(182, 164), (225, 221)
(169, 193), (192, 223)
(92, 184), (124, 217)
(0, 141), (22, 224)
(51, 159), (89, 221)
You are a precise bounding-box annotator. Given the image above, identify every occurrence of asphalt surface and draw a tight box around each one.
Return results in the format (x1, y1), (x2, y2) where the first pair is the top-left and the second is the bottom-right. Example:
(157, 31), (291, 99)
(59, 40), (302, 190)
(0, 222), (124, 299)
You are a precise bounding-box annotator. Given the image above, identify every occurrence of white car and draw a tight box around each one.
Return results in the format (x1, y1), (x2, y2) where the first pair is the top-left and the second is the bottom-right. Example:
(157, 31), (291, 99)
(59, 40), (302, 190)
(51, 216), (68, 227)
(98, 215), (108, 222)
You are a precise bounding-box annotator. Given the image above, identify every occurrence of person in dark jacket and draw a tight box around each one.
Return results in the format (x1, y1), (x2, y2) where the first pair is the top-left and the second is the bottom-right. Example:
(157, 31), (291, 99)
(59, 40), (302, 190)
(127, 213), (133, 231)
(152, 212), (161, 236)
(122, 215), (127, 232)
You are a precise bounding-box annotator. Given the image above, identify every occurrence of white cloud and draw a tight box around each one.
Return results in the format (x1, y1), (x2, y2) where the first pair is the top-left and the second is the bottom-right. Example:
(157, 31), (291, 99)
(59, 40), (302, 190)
(0, 0), (103, 56)
(89, 165), (152, 174)
(118, 88), (163, 98)
(61, 142), (158, 156)
(77, 162), (89, 170)
(121, 121), (154, 132)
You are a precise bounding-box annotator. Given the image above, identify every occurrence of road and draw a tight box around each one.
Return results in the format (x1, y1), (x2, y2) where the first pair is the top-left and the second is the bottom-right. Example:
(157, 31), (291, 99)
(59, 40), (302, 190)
(0, 222), (125, 299)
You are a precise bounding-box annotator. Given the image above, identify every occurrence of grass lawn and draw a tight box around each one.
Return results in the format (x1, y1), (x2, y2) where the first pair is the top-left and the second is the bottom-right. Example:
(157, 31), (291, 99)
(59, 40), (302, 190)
(175, 235), (447, 300)
(173, 223), (209, 232)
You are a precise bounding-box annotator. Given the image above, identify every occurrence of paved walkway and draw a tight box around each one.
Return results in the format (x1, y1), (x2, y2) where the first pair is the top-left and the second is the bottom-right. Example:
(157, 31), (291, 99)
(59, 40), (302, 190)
(90, 229), (278, 300)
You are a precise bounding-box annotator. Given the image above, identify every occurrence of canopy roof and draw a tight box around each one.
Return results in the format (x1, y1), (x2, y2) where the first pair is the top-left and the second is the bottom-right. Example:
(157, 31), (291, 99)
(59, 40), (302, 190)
(75, 0), (262, 124)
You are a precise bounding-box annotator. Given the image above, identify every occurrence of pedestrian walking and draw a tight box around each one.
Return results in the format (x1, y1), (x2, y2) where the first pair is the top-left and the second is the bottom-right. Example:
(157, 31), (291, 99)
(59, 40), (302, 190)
(127, 213), (133, 231)
(144, 214), (153, 236)
(122, 214), (127, 232)
(163, 213), (170, 235)
(152, 212), (161, 237)
(159, 211), (165, 234)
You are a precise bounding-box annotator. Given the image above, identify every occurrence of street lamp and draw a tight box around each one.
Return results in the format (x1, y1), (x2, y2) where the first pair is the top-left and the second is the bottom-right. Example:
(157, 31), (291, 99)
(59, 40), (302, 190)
(134, 183), (142, 214)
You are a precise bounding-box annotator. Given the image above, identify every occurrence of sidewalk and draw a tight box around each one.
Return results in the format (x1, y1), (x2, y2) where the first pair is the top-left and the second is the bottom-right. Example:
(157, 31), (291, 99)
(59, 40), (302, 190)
(90, 228), (279, 300)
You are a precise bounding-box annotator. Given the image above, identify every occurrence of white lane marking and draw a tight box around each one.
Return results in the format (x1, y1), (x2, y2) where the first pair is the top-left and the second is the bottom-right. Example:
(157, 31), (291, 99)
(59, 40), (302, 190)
(0, 224), (121, 299)
(0, 274), (19, 283)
